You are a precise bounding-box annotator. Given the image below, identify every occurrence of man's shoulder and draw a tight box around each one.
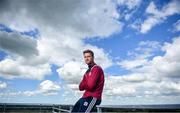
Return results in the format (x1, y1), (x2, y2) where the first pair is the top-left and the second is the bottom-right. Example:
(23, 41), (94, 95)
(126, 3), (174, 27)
(92, 65), (103, 71)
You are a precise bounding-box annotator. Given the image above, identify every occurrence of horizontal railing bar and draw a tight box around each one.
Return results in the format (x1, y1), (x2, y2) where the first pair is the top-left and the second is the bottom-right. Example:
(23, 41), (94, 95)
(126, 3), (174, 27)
(53, 107), (70, 112)
(96, 104), (180, 109)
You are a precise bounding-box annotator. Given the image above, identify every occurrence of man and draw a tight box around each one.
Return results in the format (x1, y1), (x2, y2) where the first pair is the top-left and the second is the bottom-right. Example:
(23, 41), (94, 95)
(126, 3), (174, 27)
(71, 49), (105, 113)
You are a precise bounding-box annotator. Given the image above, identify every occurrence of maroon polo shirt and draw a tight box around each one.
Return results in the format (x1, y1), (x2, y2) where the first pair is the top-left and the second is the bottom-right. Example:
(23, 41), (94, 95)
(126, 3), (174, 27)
(79, 63), (104, 100)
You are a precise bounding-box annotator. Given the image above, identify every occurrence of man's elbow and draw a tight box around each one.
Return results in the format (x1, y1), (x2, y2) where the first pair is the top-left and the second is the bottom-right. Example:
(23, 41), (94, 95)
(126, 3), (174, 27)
(79, 88), (84, 91)
(79, 86), (84, 91)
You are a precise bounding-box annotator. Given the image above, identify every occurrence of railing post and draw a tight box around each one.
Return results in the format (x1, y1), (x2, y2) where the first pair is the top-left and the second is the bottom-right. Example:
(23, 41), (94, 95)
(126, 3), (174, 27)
(39, 104), (41, 113)
(69, 106), (73, 113)
(52, 105), (55, 113)
(3, 104), (6, 113)
(58, 105), (61, 113)
(96, 105), (102, 113)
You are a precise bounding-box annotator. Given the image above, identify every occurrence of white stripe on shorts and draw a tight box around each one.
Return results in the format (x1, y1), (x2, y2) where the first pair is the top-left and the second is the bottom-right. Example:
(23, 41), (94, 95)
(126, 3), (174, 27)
(85, 97), (97, 113)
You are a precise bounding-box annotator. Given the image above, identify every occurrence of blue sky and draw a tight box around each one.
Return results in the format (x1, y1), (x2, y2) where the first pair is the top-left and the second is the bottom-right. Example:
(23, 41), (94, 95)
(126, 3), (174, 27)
(0, 0), (180, 105)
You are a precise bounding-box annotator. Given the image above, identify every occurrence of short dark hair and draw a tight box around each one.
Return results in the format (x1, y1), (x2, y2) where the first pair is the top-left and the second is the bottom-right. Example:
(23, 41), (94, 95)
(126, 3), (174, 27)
(83, 49), (94, 57)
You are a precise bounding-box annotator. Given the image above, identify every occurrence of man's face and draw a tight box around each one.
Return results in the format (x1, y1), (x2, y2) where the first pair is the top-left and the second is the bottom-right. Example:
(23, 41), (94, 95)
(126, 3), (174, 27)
(84, 53), (94, 65)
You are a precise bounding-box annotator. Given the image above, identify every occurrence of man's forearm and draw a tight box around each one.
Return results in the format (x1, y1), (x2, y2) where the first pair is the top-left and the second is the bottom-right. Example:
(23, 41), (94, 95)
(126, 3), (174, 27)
(79, 81), (85, 91)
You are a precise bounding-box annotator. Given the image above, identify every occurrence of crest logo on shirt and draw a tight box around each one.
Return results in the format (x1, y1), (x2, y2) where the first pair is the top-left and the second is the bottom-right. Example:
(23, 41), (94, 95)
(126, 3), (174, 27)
(84, 101), (88, 106)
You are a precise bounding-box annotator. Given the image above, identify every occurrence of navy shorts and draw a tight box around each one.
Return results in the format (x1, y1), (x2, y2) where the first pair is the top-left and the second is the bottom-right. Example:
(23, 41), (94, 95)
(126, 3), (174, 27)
(71, 96), (101, 113)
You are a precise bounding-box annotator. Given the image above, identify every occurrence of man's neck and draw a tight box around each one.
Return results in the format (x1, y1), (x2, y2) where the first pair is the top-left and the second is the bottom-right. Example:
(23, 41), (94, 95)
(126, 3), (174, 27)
(88, 62), (96, 69)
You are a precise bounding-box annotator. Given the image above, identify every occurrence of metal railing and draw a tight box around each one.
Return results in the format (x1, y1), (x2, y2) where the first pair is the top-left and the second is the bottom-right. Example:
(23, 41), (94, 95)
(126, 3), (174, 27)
(52, 105), (73, 113)
(96, 104), (180, 113)
(0, 103), (73, 113)
(1, 103), (180, 113)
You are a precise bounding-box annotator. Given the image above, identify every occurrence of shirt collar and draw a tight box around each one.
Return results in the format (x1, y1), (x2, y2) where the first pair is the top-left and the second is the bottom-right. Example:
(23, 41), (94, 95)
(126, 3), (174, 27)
(88, 62), (96, 69)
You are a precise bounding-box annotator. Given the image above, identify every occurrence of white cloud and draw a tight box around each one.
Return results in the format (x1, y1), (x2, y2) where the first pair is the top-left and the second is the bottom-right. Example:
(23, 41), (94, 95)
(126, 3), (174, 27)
(130, 37), (180, 80)
(67, 84), (79, 91)
(57, 61), (87, 84)
(104, 75), (137, 97)
(140, 0), (180, 33)
(0, 0), (118, 80)
(0, 30), (52, 80)
(0, 0), (122, 38)
(173, 19), (180, 32)
(106, 85), (136, 96)
(0, 31), (38, 57)
(38, 80), (61, 95)
(0, 81), (7, 89)
(118, 58), (148, 70)
(117, 40), (161, 70)
(151, 37), (180, 78)
(128, 19), (142, 30)
(158, 81), (180, 95)
(57, 61), (88, 93)
(6, 91), (22, 97)
(0, 58), (51, 80)
(121, 73), (147, 82)
(103, 36), (180, 104)
(117, 0), (141, 10)
(117, 0), (142, 21)
(22, 80), (61, 96)
(0, 80), (61, 97)
(22, 91), (38, 97)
